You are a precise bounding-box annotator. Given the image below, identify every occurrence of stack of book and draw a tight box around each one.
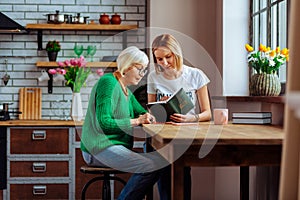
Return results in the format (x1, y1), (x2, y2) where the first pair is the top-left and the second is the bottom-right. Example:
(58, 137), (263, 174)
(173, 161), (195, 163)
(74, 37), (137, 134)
(232, 112), (272, 124)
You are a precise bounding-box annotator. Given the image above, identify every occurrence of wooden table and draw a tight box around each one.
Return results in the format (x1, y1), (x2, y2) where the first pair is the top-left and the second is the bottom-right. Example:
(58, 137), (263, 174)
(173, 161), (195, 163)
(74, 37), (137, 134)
(143, 122), (284, 200)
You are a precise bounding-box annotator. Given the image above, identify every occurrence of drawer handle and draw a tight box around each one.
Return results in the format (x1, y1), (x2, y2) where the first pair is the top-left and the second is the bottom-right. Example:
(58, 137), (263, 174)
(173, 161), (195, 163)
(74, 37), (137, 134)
(32, 130), (46, 140)
(32, 162), (47, 173)
(33, 185), (47, 195)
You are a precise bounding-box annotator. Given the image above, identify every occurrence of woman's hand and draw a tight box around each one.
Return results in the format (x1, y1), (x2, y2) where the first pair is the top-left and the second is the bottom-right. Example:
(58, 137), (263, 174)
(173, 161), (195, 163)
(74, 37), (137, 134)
(169, 113), (198, 123)
(131, 113), (156, 126)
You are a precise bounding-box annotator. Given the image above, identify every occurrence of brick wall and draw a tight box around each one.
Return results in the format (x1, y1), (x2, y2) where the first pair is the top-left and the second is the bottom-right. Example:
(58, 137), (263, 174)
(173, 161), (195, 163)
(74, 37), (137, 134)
(0, 0), (147, 120)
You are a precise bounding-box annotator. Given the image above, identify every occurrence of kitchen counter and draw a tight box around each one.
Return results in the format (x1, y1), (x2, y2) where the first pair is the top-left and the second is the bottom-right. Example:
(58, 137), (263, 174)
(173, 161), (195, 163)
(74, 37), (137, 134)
(0, 120), (83, 126)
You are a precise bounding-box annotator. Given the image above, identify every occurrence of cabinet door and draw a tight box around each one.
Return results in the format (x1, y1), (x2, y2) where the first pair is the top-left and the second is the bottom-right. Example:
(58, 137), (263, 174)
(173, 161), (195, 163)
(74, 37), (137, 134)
(10, 184), (68, 199)
(10, 128), (69, 154)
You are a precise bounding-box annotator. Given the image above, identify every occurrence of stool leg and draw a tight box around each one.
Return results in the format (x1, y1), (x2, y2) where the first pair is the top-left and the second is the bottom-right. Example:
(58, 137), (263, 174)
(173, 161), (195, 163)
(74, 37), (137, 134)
(103, 175), (111, 200)
(81, 176), (106, 200)
(81, 175), (127, 200)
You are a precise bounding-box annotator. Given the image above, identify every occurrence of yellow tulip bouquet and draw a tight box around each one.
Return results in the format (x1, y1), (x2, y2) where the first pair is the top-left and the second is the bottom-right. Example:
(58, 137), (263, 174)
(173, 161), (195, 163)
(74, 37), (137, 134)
(245, 43), (289, 74)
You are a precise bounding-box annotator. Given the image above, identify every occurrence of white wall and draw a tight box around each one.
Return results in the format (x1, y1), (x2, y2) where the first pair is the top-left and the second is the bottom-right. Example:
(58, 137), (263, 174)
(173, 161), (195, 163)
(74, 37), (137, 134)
(223, 0), (250, 95)
(149, 0), (250, 199)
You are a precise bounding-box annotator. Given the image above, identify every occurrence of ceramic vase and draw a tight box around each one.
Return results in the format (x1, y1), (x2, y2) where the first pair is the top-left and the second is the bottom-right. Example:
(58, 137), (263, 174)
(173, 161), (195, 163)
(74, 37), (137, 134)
(110, 13), (121, 24)
(71, 92), (83, 121)
(47, 51), (58, 61)
(249, 73), (281, 96)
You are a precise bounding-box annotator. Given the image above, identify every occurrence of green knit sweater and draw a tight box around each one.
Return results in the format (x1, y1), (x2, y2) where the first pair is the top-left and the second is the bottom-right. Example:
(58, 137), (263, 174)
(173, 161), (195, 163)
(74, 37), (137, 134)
(80, 73), (147, 155)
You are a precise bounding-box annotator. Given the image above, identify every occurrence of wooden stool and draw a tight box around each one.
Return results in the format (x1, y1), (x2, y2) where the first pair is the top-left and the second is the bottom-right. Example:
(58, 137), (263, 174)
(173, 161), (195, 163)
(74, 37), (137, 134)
(80, 166), (127, 200)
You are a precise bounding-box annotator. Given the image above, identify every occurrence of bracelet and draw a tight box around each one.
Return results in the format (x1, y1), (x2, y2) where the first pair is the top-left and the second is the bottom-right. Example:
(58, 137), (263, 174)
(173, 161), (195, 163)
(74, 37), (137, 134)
(194, 114), (200, 122)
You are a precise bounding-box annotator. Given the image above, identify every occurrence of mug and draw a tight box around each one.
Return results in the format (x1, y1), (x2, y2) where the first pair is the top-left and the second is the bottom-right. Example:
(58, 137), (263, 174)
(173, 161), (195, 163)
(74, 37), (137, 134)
(38, 70), (50, 82)
(213, 108), (228, 125)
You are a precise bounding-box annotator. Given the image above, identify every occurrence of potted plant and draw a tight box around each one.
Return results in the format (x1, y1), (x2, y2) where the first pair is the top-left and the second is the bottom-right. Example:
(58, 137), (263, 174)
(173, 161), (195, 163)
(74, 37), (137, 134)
(245, 43), (289, 96)
(46, 40), (61, 61)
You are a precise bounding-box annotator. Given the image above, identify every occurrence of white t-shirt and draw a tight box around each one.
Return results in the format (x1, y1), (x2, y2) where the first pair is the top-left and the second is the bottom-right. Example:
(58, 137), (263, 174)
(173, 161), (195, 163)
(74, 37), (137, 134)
(147, 65), (210, 115)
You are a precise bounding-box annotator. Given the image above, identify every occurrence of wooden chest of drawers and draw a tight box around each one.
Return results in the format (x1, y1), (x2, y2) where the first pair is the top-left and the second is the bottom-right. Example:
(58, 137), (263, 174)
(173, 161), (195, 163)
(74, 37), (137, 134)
(6, 127), (72, 199)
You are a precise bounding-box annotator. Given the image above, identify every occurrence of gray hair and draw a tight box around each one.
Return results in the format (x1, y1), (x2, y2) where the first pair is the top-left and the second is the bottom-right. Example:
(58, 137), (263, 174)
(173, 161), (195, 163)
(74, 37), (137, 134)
(117, 46), (149, 75)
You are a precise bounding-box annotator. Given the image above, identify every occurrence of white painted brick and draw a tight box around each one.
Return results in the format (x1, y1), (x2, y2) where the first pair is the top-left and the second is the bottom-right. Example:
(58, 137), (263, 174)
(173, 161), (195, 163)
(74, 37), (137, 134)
(27, 0), (50, 3)
(89, 6), (113, 13)
(76, 0), (100, 5)
(9, 72), (25, 79)
(14, 5), (38, 12)
(38, 6), (64, 12)
(0, 35), (13, 41)
(126, 13), (145, 20)
(0, 50), (13, 56)
(101, 43), (123, 50)
(1, 5), (13, 11)
(51, 0), (74, 4)
(102, 0), (125, 6)
(13, 79), (36, 86)
(127, 0), (146, 5)
(138, 6), (145, 13)
(3, 12), (25, 20)
(1, 0), (24, 4)
(0, 42), (25, 49)
(0, 94), (13, 102)
(114, 6), (138, 13)
(64, 5), (89, 13)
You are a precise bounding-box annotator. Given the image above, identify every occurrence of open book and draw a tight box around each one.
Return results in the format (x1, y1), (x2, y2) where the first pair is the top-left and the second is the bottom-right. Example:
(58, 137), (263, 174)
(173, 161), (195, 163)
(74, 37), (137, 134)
(146, 88), (194, 122)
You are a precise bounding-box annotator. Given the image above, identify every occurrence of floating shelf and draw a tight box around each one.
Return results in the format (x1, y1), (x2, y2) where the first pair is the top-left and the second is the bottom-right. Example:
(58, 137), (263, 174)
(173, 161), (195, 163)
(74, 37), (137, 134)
(211, 96), (285, 104)
(36, 61), (117, 68)
(26, 23), (138, 50)
(26, 23), (138, 31)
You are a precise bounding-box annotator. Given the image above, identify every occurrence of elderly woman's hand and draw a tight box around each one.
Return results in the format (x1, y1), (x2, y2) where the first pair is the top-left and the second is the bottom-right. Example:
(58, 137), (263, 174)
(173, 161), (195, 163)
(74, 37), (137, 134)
(131, 113), (156, 126)
(138, 113), (156, 124)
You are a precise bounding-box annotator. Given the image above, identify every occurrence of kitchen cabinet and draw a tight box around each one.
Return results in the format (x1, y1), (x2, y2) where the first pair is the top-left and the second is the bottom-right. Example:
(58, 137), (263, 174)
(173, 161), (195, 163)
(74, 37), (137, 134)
(1, 120), (144, 200)
(6, 127), (72, 199)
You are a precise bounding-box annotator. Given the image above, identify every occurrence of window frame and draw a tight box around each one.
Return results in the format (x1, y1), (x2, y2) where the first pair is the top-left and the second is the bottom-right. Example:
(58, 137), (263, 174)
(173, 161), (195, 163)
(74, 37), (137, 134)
(249, 0), (290, 85)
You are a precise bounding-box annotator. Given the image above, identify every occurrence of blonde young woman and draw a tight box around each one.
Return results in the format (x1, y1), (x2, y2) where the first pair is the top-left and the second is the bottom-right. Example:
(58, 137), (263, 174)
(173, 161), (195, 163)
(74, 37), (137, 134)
(147, 34), (212, 199)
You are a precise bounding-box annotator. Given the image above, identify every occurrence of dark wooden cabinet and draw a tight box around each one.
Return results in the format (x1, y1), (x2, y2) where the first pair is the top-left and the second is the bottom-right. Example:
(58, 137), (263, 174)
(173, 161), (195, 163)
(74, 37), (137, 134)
(5, 127), (71, 199)
(1, 124), (146, 199)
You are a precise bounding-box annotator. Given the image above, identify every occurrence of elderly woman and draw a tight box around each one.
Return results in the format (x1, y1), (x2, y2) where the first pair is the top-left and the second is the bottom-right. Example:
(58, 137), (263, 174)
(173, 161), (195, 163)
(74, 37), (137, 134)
(80, 46), (168, 200)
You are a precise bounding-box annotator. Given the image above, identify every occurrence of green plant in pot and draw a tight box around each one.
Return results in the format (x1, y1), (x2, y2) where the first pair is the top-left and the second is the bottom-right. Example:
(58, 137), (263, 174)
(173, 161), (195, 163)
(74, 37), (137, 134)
(46, 40), (61, 61)
(245, 43), (289, 96)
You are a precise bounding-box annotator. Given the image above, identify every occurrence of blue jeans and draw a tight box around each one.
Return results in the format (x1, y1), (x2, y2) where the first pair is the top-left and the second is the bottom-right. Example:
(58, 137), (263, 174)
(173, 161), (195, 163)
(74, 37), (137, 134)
(117, 166), (170, 200)
(157, 165), (191, 200)
(82, 145), (170, 199)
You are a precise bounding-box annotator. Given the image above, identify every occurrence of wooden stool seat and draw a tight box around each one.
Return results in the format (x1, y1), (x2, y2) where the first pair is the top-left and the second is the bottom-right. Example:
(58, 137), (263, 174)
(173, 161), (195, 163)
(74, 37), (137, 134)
(80, 166), (127, 200)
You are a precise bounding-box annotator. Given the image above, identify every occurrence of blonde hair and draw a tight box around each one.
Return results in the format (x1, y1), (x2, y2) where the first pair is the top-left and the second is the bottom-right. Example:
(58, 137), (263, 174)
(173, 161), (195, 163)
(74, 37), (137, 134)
(116, 46), (149, 75)
(151, 34), (183, 71)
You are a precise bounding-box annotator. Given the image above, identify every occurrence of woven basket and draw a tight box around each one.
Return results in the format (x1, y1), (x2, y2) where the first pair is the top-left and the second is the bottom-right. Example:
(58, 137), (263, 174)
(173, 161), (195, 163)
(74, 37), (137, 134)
(249, 73), (281, 96)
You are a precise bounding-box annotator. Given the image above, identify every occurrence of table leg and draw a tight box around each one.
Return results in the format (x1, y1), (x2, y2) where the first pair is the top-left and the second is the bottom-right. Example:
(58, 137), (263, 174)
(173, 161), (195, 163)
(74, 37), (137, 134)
(240, 166), (249, 200)
(172, 159), (185, 200)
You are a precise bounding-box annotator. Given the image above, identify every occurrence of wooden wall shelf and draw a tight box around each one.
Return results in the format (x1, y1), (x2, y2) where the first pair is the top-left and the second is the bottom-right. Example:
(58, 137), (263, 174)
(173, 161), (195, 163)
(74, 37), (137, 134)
(212, 96), (285, 104)
(36, 61), (117, 68)
(26, 23), (138, 50)
(26, 23), (138, 31)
